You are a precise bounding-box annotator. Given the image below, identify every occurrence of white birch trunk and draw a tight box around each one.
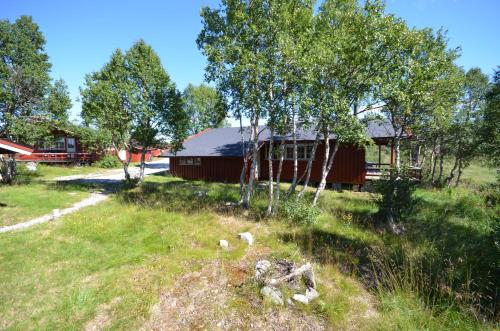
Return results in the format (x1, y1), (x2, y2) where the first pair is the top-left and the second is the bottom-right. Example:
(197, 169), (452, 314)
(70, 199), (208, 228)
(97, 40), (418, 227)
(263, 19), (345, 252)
(243, 115), (259, 209)
(266, 131), (274, 216)
(139, 148), (147, 182)
(274, 138), (285, 205)
(313, 136), (339, 206)
(297, 130), (321, 198)
(287, 112), (298, 196)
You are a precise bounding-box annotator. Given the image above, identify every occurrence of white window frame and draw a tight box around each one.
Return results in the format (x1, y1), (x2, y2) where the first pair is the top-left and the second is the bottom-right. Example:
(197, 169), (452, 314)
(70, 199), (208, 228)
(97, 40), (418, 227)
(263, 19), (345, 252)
(179, 157), (201, 166)
(43, 137), (66, 151)
(265, 143), (315, 161)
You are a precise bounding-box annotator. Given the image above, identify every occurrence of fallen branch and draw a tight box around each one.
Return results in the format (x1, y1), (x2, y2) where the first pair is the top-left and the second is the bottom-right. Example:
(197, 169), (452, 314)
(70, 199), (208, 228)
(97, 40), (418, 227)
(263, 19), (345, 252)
(267, 263), (315, 288)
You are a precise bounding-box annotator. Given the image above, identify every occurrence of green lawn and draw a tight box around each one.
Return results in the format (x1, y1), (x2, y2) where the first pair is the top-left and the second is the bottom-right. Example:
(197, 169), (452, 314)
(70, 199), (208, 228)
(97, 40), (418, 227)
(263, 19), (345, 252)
(35, 163), (121, 180)
(0, 166), (497, 330)
(0, 164), (116, 227)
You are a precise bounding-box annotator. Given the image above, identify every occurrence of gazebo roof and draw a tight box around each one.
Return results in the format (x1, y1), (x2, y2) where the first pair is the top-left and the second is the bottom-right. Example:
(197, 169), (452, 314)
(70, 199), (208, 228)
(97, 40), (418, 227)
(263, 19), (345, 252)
(0, 139), (33, 155)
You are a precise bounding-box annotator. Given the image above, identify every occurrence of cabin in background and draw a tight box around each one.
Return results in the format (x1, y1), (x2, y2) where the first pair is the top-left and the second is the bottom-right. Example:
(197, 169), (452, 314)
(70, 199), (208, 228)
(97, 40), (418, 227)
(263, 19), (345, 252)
(17, 128), (98, 164)
(164, 120), (398, 187)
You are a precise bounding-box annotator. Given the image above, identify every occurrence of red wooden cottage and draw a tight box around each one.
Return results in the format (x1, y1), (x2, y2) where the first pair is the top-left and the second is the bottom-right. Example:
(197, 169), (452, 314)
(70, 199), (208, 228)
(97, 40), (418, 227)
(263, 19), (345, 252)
(17, 129), (98, 164)
(165, 120), (396, 186)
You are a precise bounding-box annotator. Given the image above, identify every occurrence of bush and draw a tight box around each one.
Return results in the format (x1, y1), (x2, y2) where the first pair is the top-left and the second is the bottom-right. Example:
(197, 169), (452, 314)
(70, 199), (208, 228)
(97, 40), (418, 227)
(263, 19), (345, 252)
(375, 168), (418, 223)
(279, 198), (320, 227)
(95, 154), (121, 169)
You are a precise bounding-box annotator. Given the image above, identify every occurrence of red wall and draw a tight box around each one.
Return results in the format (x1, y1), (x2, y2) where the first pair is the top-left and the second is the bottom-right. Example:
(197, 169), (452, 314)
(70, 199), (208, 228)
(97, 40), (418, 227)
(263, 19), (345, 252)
(259, 142), (365, 185)
(170, 141), (366, 184)
(126, 149), (161, 162)
(170, 157), (245, 182)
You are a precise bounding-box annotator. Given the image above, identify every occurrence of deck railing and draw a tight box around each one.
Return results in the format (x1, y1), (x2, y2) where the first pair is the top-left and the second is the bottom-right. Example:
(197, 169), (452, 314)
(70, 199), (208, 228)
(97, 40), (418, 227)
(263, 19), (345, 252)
(18, 152), (98, 164)
(365, 162), (422, 181)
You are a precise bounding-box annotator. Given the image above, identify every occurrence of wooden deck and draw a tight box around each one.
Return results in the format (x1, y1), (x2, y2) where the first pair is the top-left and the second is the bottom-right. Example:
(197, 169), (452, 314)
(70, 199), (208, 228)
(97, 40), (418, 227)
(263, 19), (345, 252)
(18, 152), (97, 164)
(365, 162), (422, 181)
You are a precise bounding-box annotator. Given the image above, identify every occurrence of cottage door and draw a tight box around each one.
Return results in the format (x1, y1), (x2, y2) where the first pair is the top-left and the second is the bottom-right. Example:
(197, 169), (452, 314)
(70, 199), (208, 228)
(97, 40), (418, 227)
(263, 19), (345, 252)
(67, 138), (76, 153)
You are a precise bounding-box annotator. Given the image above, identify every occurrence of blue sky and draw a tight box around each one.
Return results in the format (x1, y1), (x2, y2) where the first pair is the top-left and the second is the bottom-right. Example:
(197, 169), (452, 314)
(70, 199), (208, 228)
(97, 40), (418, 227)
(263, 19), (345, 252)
(2, 0), (499, 124)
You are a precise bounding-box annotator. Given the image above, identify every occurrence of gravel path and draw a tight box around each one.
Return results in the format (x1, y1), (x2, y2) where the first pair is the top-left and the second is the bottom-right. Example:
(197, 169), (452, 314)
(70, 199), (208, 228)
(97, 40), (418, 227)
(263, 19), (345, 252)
(0, 192), (108, 233)
(54, 160), (169, 183)
(0, 160), (169, 234)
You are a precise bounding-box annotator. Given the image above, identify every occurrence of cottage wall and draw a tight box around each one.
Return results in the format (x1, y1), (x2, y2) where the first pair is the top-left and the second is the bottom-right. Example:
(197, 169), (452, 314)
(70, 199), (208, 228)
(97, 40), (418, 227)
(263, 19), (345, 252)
(170, 140), (366, 185)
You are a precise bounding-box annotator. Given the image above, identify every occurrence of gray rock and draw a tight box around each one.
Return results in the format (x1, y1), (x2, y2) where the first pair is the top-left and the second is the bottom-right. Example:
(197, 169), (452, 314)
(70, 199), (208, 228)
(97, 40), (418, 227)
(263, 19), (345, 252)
(303, 266), (316, 289)
(255, 260), (272, 278)
(238, 232), (253, 245)
(195, 191), (206, 197)
(305, 287), (319, 301)
(292, 294), (309, 305)
(219, 240), (229, 248)
(26, 162), (37, 172)
(260, 286), (283, 305)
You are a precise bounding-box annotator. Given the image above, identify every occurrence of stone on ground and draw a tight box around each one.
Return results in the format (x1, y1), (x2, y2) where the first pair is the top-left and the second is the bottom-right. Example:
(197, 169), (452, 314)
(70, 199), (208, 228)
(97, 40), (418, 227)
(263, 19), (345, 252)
(292, 294), (309, 305)
(255, 260), (271, 278)
(26, 162), (37, 171)
(305, 287), (319, 301)
(260, 286), (283, 305)
(219, 240), (229, 248)
(303, 266), (316, 289)
(238, 232), (253, 245)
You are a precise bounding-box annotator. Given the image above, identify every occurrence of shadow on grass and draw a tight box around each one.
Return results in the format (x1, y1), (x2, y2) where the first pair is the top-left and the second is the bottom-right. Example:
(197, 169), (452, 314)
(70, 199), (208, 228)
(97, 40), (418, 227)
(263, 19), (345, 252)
(117, 179), (245, 215)
(280, 228), (373, 275)
(288, 187), (499, 320)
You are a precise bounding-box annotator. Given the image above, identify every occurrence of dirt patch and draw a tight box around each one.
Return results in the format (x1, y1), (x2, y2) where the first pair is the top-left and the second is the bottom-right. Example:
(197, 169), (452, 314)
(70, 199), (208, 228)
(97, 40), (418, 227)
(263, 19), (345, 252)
(84, 297), (122, 331)
(141, 255), (328, 330)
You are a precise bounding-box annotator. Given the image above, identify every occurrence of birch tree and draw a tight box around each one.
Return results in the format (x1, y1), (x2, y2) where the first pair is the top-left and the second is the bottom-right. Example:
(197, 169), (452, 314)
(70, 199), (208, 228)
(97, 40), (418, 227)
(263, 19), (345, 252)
(310, 0), (392, 205)
(81, 50), (135, 180)
(199, 0), (279, 209)
(377, 25), (459, 174)
(445, 68), (489, 186)
(124, 40), (188, 182)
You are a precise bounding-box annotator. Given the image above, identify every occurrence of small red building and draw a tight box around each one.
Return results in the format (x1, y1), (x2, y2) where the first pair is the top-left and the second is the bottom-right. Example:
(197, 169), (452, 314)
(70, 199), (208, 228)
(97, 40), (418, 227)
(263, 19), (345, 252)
(165, 120), (396, 186)
(17, 130), (98, 164)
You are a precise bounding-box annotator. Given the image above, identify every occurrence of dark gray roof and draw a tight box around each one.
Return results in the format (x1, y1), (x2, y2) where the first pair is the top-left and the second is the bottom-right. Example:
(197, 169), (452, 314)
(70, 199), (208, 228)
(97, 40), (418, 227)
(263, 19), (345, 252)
(164, 119), (398, 157)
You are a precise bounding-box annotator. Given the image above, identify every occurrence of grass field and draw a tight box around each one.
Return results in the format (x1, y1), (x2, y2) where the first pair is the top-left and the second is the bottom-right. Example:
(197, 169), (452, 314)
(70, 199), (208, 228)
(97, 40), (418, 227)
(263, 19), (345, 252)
(0, 163), (123, 227)
(0, 162), (497, 330)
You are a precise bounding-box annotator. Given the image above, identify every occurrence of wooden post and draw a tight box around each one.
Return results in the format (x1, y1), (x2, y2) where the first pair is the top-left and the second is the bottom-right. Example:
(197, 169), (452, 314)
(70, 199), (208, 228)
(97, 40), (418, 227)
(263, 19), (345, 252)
(378, 144), (382, 168)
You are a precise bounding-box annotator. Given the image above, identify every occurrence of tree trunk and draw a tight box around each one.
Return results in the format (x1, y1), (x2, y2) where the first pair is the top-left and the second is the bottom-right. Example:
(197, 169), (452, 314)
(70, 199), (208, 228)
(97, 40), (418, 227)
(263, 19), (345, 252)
(297, 130), (321, 198)
(243, 115), (259, 209)
(274, 138), (285, 205)
(266, 131), (274, 216)
(418, 146), (427, 169)
(287, 112), (298, 196)
(119, 144), (132, 181)
(313, 137), (339, 206)
(437, 149), (445, 184)
(446, 156), (459, 187)
(139, 148), (148, 182)
(238, 114), (247, 203)
(455, 159), (464, 187)
(394, 136), (401, 174)
(430, 147), (437, 182)
(0, 154), (16, 184)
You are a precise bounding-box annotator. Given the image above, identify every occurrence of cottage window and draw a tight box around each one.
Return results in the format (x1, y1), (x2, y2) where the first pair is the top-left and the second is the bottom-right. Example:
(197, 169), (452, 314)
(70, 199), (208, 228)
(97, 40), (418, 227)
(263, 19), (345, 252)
(179, 157), (201, 165)
(43, 137), (65, 151)
(266, 144), (315, 160)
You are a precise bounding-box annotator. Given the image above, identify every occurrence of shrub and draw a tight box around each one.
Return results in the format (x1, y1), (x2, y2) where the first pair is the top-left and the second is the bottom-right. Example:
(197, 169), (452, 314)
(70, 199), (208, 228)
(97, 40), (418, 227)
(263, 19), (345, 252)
(375, 168), (418, 223)
(95, 154), (121, 169)
(279, 198), (320, 227)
